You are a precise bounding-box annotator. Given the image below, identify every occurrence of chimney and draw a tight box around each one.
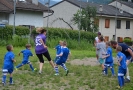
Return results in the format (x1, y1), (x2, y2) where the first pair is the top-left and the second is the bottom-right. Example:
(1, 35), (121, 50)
(32, 0), (38, 5)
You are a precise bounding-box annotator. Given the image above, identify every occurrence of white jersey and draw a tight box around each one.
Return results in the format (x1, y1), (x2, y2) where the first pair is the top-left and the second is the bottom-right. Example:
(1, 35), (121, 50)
(95, 37), (99, 43)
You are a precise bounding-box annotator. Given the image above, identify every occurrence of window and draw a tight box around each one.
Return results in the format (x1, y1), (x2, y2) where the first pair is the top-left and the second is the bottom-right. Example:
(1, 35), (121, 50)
(105, 19), (110, 28)
(117, 20), (121, 29)
(126, 21), (130, 29)
(94, 19), (99, 27)
(117, 37), (123, 43)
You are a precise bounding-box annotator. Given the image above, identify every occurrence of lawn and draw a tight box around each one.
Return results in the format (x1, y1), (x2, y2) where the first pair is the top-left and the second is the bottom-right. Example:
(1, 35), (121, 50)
(0, 46), (133, 90)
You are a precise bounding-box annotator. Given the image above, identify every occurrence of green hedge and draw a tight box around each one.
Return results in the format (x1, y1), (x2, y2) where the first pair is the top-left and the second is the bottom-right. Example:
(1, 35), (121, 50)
(32, 27), (96, 43)
(0, 25), (30, 40)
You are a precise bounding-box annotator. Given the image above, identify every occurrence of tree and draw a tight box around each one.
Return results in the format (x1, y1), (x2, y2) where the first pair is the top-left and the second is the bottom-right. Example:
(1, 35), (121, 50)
(72, 6), (98, 32)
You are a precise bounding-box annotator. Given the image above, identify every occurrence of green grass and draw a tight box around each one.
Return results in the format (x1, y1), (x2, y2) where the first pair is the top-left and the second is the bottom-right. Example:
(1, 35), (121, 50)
(0, 46), (133, 90)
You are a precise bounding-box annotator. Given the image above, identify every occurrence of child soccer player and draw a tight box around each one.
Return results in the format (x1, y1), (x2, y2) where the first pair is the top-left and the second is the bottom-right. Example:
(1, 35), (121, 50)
(2, 45), (16, 86)
(54, 40), (63, 63)
(96, 36), (106, 74)
(116, 46), (127, 89)
(15, 44), (35, 72)
(103, 42), (115, 76)
(54, 41), (70, 76)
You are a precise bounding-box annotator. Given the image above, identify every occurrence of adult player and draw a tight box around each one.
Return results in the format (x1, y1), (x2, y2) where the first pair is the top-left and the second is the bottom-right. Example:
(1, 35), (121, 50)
(110, 40), (133, 83)
(35, 27), (55, 74)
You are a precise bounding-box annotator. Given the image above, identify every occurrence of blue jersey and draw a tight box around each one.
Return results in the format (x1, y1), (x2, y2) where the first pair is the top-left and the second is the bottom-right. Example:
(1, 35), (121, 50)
(21, 49), (33, 61)
(118, 43), (133, 58)
(3, 51), (15, 69)
(60, 47), (70, 62)
(55, 44), (62, 55)
(105, 47), (113, 63)
(117, 52), (127, 69)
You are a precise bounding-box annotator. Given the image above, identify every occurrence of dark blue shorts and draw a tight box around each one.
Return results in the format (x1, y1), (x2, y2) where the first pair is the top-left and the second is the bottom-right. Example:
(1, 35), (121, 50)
(22, 61), (30, 64)
(3, 68), (13, 74)
(118, 67), (127, 76)
(104, 62), (114, 67)
(54, 57), (60, 63)
(126, 56), (132, 61)
(56, 59), (66, 65)
(3, 65), (14, 74)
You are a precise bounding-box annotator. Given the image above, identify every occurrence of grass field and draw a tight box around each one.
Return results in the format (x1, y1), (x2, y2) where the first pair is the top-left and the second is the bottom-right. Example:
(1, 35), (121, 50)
(0, 46), (133, 90)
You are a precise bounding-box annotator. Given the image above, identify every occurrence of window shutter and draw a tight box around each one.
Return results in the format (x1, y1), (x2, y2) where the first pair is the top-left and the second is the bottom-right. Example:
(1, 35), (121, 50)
(105, 19), (110, 28)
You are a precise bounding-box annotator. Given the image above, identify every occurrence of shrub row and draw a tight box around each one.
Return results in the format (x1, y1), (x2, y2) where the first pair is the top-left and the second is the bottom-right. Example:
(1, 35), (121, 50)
(0, 25), (30, 40)
(0, 26), (96, 50)
(32, 27), (96, 43)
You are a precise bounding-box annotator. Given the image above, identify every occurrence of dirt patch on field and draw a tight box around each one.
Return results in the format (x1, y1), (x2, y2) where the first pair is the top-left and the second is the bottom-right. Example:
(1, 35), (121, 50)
(70, 57), (117, 66)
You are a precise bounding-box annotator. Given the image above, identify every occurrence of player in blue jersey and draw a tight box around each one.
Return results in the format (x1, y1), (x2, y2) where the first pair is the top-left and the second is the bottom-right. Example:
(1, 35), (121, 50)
(103, 42), (115, 76)
(54, 41), (70, 76)
(2, 45), (16, 86)
(110, 40), (133, 83)
(54, 40), (63, 63)
(116, 46), (127, 89)
(15, 44), (36, 72)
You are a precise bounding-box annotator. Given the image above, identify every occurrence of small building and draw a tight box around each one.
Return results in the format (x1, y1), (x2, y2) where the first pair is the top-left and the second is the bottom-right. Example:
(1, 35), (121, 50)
(0, 0), (52, 27)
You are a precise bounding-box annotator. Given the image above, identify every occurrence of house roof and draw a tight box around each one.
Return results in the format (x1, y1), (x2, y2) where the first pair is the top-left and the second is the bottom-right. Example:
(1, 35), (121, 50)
(50, 0), (133, 18)
(0, 0), (53, 13)
(117, 0), (133, 9)
(0, 0), (13, 13)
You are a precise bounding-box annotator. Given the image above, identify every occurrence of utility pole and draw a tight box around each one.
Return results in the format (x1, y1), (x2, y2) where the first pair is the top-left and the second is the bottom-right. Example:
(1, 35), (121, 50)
(114, 0), (118, 41)
(46, 0), (50, 40)
(13, 0), (16, 36)
(78, 0), (82, 44)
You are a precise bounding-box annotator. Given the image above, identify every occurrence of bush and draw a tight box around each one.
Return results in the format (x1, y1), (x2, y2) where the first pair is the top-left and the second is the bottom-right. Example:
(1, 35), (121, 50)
(0, 27), (96, 49)
(0, 25), (30, 40)
(32, 27), (96, 50)
(32, 27), (96, 43)
(123, 38), (133, 46)
(46, 37), (95, 50)
(123, 38), (132, 43)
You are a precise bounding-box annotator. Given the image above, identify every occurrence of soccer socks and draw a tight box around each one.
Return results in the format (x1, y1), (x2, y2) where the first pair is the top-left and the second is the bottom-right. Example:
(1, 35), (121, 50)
(16, 63), (23, 68)
(61, 63), (68, 71)
(104, 65), (108, 75)
(54, 66), (59, 74)
(10, 77), (13, 84)
(104, 65), (115, 75)
(118, 76), (124, 87)
(29, 64), (34, 71)
(110, 67), (115, 75)
(126, 67), (130, 80)
(2, 75), (6, 83)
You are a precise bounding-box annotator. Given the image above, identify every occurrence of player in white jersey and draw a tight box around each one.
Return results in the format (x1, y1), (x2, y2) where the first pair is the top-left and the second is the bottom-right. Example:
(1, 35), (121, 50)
(94, 32), (101, 60)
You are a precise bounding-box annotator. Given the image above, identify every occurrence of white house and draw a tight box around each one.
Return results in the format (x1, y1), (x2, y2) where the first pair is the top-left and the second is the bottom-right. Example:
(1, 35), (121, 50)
(43, 0), (133, 42)
(0, 0), (52, 28)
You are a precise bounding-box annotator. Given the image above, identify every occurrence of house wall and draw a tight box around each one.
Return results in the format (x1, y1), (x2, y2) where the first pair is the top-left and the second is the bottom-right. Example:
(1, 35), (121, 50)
(44, 1), (133, 40)
(43, 1), (79, 30)
(99, 16), (133, 41)
(9, 10), (43, 27)
(109, 1), (133, 15)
